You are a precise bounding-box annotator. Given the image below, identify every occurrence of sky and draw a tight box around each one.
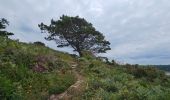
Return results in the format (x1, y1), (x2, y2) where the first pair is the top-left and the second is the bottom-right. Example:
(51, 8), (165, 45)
(0, 0), (170, 65)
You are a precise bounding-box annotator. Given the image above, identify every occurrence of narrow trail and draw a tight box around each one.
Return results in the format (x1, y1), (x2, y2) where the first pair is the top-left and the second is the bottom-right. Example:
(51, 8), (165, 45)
(49, 63), (85, 100)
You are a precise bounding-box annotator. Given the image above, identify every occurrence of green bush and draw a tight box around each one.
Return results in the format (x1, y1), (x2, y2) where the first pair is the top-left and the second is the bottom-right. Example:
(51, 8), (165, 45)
(0, 76), (14, 99)
(33, 41), (45, 46)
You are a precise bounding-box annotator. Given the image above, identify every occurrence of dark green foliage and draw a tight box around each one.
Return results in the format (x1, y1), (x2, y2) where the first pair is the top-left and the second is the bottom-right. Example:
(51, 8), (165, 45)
(0, 76), (17, 99)
(39, 15), (111, 56)
(0, 18), (14, 37)
(33, 41), (45, 46)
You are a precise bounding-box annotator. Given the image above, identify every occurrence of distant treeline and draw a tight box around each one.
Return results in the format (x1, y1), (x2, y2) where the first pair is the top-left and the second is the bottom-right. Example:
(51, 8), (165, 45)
(154, 65), (170, 72)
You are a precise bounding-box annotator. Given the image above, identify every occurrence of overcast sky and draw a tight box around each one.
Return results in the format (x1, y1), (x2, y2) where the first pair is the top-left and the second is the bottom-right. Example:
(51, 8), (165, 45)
(1, 0), (170, 64)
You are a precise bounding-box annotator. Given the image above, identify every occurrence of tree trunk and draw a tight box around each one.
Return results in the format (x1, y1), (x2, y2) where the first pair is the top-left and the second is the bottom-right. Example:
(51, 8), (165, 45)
(78, 50), (83, 57)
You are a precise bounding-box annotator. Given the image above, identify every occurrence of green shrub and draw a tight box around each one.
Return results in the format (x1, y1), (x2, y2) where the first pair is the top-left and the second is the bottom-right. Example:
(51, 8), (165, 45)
(33, 41), (45, 46)
(0, 76), (22, 99)
(48, 73), (75, 95)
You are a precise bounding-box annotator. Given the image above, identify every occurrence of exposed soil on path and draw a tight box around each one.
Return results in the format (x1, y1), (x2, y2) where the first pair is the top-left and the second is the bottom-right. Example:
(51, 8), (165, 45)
(49, 64), (85, 100)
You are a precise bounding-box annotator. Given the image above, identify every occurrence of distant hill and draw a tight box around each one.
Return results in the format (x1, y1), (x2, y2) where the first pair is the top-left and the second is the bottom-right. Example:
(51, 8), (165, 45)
(154, 65), (170, 72)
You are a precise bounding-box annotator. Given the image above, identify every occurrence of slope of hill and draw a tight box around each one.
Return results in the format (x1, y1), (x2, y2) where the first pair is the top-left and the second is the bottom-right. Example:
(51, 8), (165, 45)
(0, 36), (170, 100)
(0, 37), (77, 99)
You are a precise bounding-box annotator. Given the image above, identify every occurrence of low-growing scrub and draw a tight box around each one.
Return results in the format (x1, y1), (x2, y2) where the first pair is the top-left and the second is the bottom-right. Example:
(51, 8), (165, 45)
(80, 60), (170, 100)
(0, 37), (76, 99)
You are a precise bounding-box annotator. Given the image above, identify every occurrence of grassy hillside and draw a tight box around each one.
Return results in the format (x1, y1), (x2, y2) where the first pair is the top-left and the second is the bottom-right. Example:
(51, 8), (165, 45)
(0, 37), (76, 99)
(0, 36), (170, 100)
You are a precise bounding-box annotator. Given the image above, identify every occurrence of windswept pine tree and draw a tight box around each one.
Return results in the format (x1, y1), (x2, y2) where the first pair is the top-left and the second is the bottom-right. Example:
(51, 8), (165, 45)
(39, 15), (111, 56)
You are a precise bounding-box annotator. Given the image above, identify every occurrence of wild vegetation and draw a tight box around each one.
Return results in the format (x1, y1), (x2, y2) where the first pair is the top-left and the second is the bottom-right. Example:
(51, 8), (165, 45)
(1, 36), (170, 100)
(0, 36), (76, 99)
(0, 17), (170, 100)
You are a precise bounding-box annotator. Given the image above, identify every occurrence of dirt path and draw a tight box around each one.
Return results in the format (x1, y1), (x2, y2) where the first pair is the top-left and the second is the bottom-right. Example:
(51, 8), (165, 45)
(49, 64), (85, 100)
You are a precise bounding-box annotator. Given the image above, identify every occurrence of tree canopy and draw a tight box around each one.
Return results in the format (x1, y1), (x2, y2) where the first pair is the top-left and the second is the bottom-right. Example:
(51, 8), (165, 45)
(0, 18), (14, 37)
(39, 15), (111, 56)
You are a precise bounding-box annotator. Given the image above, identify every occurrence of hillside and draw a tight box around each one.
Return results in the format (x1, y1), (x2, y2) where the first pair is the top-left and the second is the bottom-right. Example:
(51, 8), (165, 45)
(0, 36), (170, 100)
